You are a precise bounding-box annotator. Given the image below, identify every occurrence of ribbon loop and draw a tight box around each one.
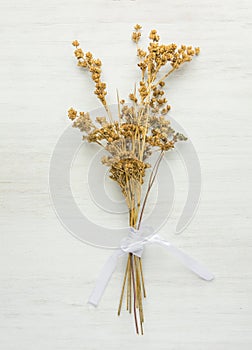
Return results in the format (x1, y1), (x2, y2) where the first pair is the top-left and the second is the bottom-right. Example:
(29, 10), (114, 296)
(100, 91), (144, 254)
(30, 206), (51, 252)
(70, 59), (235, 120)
(120, 226), (155, 257)
(88, 227), (214, 307)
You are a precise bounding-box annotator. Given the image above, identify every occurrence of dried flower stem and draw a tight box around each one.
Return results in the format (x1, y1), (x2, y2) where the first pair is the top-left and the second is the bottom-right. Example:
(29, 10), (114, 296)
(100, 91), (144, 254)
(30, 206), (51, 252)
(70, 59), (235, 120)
(130, 253), (139, 334)
(137, 151), (165, 230)
(153, 66), (177, 89)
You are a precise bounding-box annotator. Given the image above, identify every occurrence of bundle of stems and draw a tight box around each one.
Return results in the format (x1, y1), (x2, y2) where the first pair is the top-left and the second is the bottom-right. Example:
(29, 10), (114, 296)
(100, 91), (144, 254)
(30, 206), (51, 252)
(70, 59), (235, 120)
(68, 24), (199, 334)
(118, 150), (164, 334)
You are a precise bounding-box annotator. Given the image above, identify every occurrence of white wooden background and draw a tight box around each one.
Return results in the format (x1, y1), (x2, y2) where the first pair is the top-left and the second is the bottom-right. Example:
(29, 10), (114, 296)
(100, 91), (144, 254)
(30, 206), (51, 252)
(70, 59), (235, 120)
(1, 0), (252, 349)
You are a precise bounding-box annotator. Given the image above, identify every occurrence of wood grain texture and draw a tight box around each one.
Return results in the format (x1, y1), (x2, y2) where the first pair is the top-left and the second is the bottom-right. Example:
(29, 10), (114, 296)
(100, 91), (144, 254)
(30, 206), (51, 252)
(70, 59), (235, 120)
(1, 0), (252, 349)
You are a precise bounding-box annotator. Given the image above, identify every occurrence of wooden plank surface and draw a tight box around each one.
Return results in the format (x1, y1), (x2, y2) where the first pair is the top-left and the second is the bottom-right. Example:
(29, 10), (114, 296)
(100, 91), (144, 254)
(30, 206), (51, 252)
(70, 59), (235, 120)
(0, 0), (252, 349)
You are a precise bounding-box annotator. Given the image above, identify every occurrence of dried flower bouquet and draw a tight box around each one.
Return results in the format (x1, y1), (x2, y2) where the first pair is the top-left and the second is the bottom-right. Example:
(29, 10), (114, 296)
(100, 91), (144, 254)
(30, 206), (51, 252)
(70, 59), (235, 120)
(68, 25), (200, 334)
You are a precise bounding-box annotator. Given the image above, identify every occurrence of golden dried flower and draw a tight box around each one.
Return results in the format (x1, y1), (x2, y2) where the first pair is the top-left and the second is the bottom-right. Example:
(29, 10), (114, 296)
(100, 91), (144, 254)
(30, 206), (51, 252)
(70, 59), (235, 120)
(195, 47), (200, 55)
(134, 24), (142, 31)
(132, 31), (141, 43)
(72, 40), (79, 47)
(137, 48), (147, 58)
(86, 52), (93, 59)
(68, 107), (77, 120)
(149, 29), (160, 42)
(74, 48), (84, 59)
(78, 60), (88, 68)
(94, 59), (102, 66)
(129, 93), (137, 102)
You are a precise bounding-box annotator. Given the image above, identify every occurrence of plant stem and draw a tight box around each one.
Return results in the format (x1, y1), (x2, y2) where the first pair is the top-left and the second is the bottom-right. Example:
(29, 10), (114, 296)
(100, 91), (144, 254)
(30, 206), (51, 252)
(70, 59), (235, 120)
(118, 256), (130, 316)
(137, 151), (164, 229)
(130, 253), (139, 334)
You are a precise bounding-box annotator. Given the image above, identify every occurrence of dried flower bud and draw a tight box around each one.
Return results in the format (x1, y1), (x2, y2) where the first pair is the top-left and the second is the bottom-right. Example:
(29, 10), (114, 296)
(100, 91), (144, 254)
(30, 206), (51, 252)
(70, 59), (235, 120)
(74, 48), (84, 59)
(132, 31), (141, 43)
(129, 93), (137, 102)
(134, 24), (142, 31)
(195, 47), (200, 55)
(72, 40), (79, 47)
(68, 107), (77, 120)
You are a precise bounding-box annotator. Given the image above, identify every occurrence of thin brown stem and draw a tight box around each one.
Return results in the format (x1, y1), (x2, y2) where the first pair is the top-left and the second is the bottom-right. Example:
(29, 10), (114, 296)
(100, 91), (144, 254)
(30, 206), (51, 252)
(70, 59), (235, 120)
(104, 104), (113, 124)
(129, 260), (132, 313)
(139, 258), (146, 298)
(135, 256), (144, 334)
(153, 66), (176, 88)
(137, 151), (164, 229)
(116, 89), (122, 125)
(118, 256), (130, 316)
(130, 253), (139, 334)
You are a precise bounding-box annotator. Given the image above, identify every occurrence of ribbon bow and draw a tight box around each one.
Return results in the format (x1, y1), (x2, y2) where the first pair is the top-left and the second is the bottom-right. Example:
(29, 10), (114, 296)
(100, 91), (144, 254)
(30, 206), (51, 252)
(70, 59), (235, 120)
(88, 227), (214, 307)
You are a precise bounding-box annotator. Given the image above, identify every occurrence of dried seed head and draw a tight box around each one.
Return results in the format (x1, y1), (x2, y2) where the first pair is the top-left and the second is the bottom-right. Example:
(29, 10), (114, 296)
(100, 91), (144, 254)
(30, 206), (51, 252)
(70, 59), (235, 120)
(195, 47), (200, 55)
(72, 40), (79, 47)
(68, 107), (77, 120)
(134, 24), (142, 31)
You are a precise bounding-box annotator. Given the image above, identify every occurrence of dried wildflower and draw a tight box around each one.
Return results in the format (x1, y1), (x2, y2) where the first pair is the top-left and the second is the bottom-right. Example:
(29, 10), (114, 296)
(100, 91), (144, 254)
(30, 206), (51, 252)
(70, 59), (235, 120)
(195, 47), (200, 55)
(74, 48), (84, 59)
(149, 29), (160, 42)
(68, 24), (199, 335)
(132, 31), (141, 43)
(129, 93), (137, 103)
(134, 24), (142, 30)
(71, 41), (111, 120)
(96, 116), (109, 126)
(72, 112), (96, 133)
(68, 107), (77, 120)
(72, 40), (79, 47)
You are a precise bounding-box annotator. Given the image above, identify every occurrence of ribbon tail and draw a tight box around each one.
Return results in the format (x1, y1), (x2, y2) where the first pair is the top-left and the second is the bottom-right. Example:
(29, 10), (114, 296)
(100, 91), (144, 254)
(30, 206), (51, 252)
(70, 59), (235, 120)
(156, 239), (214, 281)
(88, 249), (124, 307)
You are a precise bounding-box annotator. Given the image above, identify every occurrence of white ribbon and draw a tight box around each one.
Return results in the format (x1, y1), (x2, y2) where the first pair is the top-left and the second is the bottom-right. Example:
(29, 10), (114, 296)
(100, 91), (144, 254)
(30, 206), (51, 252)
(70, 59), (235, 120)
(88, 227), (214, 307)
